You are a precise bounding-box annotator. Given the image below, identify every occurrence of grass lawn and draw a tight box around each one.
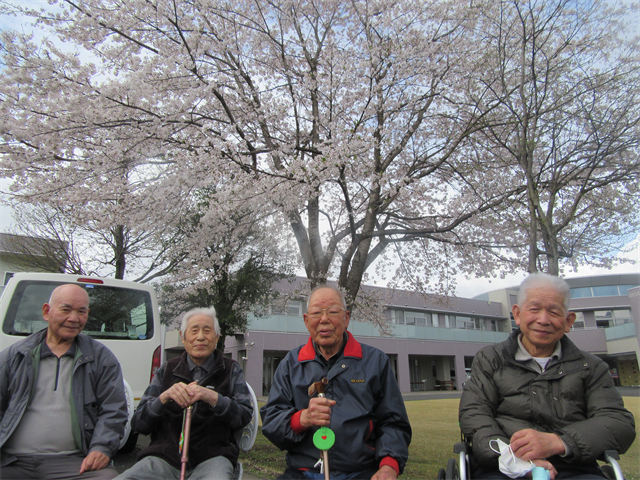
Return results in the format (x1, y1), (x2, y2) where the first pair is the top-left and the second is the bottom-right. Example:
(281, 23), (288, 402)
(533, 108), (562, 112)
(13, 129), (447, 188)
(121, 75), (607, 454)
(240, 397), (640, 480)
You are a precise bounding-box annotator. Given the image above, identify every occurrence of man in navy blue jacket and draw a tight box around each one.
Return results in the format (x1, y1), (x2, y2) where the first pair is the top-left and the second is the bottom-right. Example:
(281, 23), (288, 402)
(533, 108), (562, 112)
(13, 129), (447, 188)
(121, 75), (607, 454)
(261, 286), (411, 480)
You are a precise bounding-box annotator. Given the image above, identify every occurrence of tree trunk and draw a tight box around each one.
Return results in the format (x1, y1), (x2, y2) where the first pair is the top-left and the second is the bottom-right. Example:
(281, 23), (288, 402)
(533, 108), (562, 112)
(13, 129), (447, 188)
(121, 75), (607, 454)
(113, 225), (126, 280)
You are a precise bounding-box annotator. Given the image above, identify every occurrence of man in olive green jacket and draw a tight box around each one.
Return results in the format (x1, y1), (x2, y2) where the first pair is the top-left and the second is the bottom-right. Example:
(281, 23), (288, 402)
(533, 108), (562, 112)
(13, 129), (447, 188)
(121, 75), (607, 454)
(459, 273), (635, 479)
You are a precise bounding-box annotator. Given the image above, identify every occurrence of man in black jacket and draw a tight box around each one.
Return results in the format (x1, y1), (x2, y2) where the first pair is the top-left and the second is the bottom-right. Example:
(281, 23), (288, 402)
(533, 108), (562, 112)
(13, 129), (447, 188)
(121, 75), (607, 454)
(115, 307), (252, 480)
(459, 273), (635, 479)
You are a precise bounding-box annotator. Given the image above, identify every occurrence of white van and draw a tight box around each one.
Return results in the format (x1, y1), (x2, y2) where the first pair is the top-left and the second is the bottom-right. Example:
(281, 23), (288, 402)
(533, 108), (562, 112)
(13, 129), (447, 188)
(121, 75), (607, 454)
(0, 272), (164, 450)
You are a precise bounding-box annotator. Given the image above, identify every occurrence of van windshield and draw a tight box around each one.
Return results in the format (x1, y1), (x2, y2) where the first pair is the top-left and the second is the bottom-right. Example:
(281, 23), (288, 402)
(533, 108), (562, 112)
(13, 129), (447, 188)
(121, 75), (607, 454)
(2, 280), (155, 340)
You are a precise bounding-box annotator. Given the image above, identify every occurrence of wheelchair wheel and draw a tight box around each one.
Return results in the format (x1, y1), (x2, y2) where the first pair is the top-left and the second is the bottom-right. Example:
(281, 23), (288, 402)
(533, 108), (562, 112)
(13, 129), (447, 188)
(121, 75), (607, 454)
(437, 468), (446, 480)
(600, 465), (617, 480)
(446, 457), (460, 480)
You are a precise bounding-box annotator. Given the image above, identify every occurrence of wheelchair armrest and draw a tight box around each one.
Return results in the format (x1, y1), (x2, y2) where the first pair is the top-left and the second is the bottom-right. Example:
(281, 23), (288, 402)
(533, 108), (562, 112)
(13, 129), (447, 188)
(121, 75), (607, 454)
(602, 450), (620, 461)
(454, 442), (470, 454)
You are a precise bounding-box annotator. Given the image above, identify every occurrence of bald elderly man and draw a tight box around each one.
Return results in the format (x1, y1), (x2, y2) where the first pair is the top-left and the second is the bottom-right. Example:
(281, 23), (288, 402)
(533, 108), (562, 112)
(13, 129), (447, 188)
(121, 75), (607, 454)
(0, 284), (128, 480)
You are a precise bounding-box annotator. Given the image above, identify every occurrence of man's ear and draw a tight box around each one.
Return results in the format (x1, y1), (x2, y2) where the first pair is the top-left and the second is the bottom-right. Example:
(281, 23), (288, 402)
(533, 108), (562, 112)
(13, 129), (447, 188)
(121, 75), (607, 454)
(564, 312), (576, 332)
(42, 303), (51, 321)
(512, 304), (522, 326)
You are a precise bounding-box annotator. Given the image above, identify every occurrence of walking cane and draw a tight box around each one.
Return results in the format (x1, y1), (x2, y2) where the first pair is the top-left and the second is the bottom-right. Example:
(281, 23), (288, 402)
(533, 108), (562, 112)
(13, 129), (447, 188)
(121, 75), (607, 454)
(309, 378), (334, 480)
(179, 405), (194, 480)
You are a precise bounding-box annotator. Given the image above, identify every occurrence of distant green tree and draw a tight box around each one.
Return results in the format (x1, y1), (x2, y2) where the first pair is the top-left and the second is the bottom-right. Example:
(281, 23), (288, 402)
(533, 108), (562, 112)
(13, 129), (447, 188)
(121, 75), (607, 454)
(160, 252), (289, 352)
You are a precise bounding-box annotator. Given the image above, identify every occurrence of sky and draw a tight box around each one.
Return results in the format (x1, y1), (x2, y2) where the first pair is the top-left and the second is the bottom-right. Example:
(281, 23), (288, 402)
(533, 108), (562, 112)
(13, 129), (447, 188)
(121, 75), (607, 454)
(1, 1), (637, 299)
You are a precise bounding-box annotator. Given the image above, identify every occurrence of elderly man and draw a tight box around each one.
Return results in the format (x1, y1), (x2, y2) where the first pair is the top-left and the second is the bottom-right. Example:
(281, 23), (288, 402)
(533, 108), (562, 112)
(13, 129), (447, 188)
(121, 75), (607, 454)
(115, 307), (252, 480)
(0, 284), (127, 480)
(459, 273), (636, 479)
(261, 286), (412, 480)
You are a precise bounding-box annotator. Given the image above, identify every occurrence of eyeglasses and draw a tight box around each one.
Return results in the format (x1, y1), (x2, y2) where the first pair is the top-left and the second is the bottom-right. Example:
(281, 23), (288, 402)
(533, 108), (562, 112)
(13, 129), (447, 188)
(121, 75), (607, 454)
(306, 307), (345, 320)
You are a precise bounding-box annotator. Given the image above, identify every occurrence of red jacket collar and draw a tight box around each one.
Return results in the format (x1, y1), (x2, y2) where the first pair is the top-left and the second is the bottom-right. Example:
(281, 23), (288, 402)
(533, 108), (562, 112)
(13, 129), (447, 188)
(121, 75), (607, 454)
(298, 331), (362, 361)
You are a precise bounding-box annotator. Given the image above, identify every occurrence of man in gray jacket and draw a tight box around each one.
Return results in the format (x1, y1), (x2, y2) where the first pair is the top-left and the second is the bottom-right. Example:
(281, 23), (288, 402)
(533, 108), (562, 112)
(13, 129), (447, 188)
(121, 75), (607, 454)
(459, 273), (635, 479)
(0, 284), (127, 480)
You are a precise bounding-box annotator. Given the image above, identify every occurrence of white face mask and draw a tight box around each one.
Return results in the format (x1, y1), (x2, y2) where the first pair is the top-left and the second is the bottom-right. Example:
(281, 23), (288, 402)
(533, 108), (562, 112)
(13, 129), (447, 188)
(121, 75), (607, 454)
(490, 438), (535, 479)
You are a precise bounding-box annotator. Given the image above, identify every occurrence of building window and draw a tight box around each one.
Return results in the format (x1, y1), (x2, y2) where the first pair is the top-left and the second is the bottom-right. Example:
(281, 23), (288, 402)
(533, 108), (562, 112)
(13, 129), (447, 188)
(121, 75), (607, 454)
(286, 300), (302, 316)
(572, 284), (640, 298)
(263, 352), (286, 396)
(592, 285), (619, 297)
(571, 312), (585, 330)
(425, 313), (434, 327)
(451, 316), (486, 330)
(454, 316), (472, 329)
(595, 310), (614, 328)
(271, 300), (303, 316)
(391, 309), (405, 325)
(405, 311), (426, 326)
(613, 309), (632, 325)
(570, 287), (592, 298)
(593, 309), (630, 328)
(509, 294), (518, 306)
(619, 285), (640, 295)
(271, 303), (286, 315)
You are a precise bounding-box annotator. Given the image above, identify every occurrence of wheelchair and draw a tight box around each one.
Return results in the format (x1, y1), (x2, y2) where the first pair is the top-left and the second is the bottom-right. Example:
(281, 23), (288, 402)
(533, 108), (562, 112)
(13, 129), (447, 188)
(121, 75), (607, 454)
(438, 437), (625, 480)
(233, 382), (260, 480)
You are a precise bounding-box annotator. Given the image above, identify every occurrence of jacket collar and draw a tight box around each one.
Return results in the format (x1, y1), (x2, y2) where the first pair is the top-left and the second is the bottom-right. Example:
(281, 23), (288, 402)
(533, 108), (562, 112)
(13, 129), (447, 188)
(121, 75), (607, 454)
(174, 349), (223, 383)
(298, 331), (362, 361)
(506, 328), (581, 363)
(18, 329), (93, 359)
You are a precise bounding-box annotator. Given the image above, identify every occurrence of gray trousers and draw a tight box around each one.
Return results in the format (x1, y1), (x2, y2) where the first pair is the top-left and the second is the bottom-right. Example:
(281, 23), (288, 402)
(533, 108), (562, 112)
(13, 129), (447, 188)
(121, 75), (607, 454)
(113, 455), (235, 480)
(0, 454), (118, 480)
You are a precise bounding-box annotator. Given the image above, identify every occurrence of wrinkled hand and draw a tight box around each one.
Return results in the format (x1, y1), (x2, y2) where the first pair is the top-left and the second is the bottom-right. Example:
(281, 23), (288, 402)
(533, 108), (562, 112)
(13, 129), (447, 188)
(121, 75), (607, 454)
(159, 381), (218, 408)
(371, 465), (398, 480)
(510, 429), (565, 462)
(79, 450), (110, 474)
(528, 460), (558, 480)
(300, 397), (336, 428)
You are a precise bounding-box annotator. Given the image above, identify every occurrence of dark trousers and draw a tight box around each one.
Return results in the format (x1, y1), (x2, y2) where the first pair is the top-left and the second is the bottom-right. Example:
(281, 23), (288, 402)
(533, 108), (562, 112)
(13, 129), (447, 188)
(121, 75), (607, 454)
(0, 454), (118, 480)
(277, 466), (379, 480)
(472, 466), (606, 480)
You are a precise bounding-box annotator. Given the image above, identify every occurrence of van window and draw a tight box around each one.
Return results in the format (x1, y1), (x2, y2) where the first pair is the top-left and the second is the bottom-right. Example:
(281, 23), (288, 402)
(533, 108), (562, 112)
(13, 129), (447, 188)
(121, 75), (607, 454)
(2, 280), (155, 340)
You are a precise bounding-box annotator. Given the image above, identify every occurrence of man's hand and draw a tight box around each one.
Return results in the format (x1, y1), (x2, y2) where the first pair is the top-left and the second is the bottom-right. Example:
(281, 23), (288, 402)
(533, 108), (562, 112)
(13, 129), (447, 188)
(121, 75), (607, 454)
(510, 429), (565, 462)
(159, 381), (218, 408)
(185, 382), (219, 407)
(371, 465), (398, 480)
(79, 450), (110, 473)
(159, 381), (192, 407)
(529, 460), (558, 480)
(300, 397), (336, 428)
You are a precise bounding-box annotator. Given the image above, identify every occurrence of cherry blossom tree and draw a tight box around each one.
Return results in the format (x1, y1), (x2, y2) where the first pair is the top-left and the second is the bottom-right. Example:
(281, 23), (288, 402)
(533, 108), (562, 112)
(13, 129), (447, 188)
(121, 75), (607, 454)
(1, 0), (636, 309)
(467, 0), (640, 275)
(0, 0), (515, 304)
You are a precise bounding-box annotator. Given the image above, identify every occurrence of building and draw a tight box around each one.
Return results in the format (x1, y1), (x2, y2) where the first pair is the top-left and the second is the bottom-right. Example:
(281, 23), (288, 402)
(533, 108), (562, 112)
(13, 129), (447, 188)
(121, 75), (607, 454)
(224, 273), (639, 396)
(0, 233), (68, 285)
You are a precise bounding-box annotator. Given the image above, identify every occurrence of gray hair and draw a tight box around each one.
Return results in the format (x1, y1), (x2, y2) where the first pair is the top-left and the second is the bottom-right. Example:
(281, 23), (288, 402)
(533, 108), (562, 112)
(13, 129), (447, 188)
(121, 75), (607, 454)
(518, 273), (571, 312)
(308, 285), (347, 310)
(180, 307), (220, 337)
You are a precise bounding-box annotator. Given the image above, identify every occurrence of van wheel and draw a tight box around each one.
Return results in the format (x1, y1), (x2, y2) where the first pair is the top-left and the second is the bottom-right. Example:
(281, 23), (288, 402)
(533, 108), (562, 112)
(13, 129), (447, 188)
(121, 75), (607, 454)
(119, 432), (138, 453)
